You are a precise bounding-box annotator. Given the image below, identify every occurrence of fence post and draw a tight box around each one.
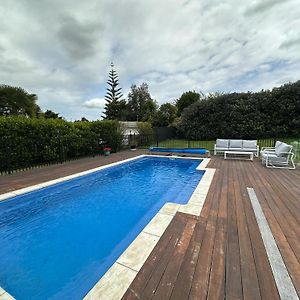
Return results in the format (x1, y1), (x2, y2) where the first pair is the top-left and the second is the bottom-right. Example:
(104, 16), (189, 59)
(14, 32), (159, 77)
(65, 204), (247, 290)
(129, 132), (132, 149)
(4, 136), (11, 174)
(58, 132), (63, 163)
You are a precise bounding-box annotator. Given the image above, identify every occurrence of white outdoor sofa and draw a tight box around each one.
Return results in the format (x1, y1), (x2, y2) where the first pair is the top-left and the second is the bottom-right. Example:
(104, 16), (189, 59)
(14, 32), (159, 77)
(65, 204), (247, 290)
(261, 141), (295, 169)
(214, 139), (259, 157)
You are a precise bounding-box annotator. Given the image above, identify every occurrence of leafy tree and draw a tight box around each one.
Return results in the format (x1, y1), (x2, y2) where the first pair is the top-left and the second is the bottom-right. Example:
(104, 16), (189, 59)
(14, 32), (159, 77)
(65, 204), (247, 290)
(44, 109), (62, 119)
(175, 91), (204, 116)
(103, 62), (126, 120)
(152, 103), (177, 127)
(126, 83), (157, 121)
(0, 85), (40, 117)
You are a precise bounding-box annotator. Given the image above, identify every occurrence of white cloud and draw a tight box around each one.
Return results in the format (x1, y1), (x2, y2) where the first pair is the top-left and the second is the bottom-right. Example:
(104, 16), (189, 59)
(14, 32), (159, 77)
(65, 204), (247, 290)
(0, 0), (299, 120)
(83, 98), (106, 109)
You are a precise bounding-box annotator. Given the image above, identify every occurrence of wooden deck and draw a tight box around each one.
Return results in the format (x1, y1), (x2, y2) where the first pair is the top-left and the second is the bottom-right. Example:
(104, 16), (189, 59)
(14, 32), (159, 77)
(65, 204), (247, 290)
(0, 154), (299, 299)
(123, 157), (300, 300)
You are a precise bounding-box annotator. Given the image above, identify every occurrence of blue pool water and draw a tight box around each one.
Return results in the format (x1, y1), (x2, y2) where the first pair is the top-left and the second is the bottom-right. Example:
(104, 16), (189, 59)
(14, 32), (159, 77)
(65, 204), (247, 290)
(0, 156), (204, 299)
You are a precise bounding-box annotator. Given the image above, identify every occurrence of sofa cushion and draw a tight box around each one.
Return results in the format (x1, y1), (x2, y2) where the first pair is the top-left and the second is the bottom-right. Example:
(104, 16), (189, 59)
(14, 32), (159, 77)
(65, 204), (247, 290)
(275, 142), (291, 157)
(229, 140), (242, 148)
(216, 139), (229, 148)
(243, 140), (257, 149)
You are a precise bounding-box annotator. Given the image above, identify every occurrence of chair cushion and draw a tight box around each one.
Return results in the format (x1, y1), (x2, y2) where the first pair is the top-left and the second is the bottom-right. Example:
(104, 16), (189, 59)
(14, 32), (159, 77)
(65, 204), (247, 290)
(275, 142), (291, 157)
(243, 140), (257, 149)
(275, 141), (282, 150)
(229, 140), (242, 149)
(262, 152), (287, 163)
(216, 139), (229, 148)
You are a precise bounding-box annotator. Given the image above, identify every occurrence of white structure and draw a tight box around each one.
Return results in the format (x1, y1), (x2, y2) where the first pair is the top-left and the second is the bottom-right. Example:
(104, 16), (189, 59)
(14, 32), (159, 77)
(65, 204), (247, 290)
(119, 122), (139, 135)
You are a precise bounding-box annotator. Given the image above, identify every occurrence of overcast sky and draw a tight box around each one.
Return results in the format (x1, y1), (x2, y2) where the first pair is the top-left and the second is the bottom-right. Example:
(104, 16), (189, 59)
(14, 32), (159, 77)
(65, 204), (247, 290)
(0, 0), (299, 120)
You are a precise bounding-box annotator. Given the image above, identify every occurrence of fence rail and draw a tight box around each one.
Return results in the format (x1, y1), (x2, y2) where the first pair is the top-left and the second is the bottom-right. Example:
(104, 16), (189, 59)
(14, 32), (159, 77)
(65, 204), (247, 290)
(1, 134), (299, 174)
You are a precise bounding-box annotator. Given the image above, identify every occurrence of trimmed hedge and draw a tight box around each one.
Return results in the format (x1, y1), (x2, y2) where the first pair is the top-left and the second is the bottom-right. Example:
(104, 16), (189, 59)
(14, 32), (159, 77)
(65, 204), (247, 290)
(178, 81), (300, 140)
(0, 117), (123, 172)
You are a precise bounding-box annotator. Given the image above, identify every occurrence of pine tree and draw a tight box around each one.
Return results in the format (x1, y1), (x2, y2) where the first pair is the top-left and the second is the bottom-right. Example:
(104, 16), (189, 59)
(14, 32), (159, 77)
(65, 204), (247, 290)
(102, 62), (126, 120)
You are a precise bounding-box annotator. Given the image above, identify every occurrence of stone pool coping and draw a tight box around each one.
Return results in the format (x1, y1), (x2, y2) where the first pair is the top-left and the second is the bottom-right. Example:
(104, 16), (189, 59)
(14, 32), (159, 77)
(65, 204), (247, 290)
(0, 155), (215, 300)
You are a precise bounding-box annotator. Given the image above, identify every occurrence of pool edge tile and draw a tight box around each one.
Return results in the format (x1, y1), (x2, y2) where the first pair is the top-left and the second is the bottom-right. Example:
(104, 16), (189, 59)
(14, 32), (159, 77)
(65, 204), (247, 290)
(0, 288), (15, 300)
(159, 203), (180, 216)
(117, 232), (159, 272)
(142, 213), (173, 237)
(0, 192), (17, 201)
(83, 263), (137, 300)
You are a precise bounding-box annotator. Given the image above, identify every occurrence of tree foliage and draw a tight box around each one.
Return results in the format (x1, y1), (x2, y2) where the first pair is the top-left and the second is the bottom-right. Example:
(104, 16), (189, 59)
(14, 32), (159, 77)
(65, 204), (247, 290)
(126, 83), (157, 121)
(178, 81), (300, 140)
(175, 91), (204, 116)
(43, 109), (62, 119)
(0, 85), (40, 117)
(152, 103), (177, 127)
(103, 63), (126, 120)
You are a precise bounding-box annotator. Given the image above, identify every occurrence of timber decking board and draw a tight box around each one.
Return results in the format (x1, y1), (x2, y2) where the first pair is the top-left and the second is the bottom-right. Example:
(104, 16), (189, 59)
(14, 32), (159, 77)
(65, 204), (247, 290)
(123, 157), (299, 299)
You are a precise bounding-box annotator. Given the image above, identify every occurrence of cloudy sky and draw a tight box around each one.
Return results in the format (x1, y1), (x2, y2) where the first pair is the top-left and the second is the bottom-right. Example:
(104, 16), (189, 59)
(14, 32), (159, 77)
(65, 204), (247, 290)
(0, 0), (299, 120)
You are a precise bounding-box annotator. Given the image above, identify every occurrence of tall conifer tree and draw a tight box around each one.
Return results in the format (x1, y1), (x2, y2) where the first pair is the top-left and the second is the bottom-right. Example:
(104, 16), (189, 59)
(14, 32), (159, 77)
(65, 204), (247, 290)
(103, 62), (126, 120)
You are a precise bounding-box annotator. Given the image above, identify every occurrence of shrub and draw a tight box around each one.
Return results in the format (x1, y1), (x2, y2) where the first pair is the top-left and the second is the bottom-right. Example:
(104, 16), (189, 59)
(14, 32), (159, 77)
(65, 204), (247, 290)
(0, 117), (123, 172)
(178, 81), (300, 140)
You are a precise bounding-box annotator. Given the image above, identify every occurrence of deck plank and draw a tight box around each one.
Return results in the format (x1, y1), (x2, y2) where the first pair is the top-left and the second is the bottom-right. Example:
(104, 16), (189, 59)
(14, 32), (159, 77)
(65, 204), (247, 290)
(188, 165), (223, 299)
(225, 163), (243, 300)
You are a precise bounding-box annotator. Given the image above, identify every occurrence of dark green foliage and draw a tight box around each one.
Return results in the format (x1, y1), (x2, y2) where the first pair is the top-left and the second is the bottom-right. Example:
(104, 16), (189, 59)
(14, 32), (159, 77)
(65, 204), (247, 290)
(103, 63), (125, 120)
(0, 85), (40, 117)
(126, 83), (157, 121)
(0, 117), (122, 172)
(152, 103), (177, 127)
(43, 109), (62, 119)
(175, 91), (203, 116)
(178, 81), (300, 140)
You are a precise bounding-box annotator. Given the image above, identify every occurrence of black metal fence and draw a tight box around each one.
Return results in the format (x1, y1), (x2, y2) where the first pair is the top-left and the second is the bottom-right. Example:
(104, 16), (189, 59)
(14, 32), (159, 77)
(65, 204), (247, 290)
(0, 135), (103, 175)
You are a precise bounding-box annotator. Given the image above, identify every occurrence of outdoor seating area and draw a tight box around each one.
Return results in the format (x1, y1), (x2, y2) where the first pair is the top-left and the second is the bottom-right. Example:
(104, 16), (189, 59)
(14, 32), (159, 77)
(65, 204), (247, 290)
(213, 138), (297, 169)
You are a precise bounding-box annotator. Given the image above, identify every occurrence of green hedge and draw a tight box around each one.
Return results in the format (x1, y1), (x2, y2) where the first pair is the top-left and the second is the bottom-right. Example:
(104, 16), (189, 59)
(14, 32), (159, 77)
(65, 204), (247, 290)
(178, 81), (300, 140)
(0, 117), (123, 172)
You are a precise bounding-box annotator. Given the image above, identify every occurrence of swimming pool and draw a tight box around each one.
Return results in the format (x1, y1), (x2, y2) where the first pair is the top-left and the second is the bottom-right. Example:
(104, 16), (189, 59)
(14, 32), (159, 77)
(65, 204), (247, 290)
(0, 156), (204, 299)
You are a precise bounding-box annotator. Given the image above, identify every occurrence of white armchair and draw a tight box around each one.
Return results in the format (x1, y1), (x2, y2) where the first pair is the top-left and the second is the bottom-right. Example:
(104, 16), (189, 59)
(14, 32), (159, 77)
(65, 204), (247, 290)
(261, 141), (295, 169)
